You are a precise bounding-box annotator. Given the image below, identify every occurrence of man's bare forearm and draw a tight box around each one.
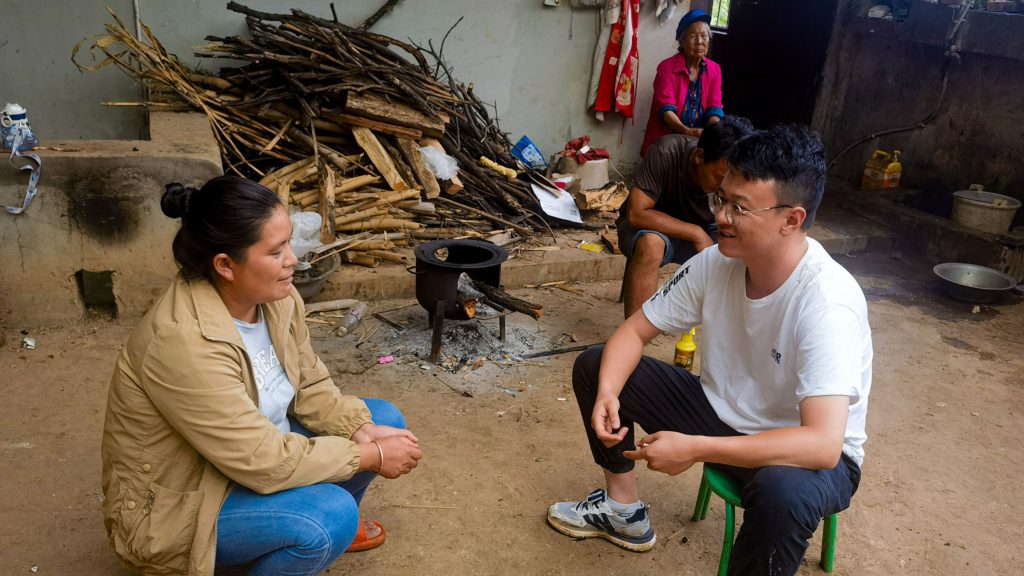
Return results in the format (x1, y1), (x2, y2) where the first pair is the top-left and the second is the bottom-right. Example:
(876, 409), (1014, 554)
(628, 207), (709, 244)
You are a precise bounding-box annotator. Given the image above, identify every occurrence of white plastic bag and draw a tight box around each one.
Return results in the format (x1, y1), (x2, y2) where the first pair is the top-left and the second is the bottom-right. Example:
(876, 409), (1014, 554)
(419, 146), (459, 180)
(289, 209), (322, 259)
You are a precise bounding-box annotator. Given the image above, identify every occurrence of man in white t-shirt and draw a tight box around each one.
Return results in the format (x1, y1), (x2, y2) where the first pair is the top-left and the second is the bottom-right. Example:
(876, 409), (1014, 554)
(547, 125), (871, 576)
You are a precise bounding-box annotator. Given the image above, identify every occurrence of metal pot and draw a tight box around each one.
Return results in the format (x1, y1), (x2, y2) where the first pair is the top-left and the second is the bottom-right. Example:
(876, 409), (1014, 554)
(933, 263), (1018, 304)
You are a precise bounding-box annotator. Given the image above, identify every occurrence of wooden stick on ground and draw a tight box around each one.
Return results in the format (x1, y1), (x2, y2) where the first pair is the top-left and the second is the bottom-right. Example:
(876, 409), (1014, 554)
(304, 299), (359, 315)
(460, 274), (542, 319)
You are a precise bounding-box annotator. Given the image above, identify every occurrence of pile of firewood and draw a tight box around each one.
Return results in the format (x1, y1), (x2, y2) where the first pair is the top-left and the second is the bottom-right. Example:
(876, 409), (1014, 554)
(74, 2), (563, 266)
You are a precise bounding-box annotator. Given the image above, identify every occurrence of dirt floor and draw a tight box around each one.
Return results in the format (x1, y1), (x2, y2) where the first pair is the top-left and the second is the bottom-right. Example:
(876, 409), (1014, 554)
(1, 251), (1022, 575)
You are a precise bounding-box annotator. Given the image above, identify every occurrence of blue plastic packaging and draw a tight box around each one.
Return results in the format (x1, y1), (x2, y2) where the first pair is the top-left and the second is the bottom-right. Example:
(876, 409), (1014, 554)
(512, 135), (547, 170)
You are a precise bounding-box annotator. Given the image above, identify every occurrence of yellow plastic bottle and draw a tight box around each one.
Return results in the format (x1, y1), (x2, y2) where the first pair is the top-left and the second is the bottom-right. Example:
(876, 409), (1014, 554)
(883, 150), (902, 189)
(674, 327), (697, 372)
(861, 150), (891, 190)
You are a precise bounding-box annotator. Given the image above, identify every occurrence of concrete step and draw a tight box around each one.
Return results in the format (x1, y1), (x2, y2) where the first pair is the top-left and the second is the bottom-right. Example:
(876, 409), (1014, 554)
(314, 234), (626, 303)
(809, 202), (896, 256)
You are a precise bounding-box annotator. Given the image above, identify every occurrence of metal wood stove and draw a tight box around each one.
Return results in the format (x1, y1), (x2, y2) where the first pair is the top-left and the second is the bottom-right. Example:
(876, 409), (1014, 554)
(412, 239), (509, 363)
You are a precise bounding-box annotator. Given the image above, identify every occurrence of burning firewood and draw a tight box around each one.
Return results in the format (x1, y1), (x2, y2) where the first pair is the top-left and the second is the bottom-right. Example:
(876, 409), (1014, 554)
(457, 273), (542, 320)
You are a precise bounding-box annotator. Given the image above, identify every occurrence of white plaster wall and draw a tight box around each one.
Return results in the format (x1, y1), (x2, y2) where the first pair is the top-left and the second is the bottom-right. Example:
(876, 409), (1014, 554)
(3, 0), (687, 172)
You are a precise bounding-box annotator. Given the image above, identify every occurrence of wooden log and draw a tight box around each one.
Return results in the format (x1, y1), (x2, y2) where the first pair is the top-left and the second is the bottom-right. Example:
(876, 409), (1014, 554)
(304, 298), (359, 315)
(292, 189), (320, 204)
(342, 238), (402, 251)
(318, 163), (336, 244)
(345, 92), (447, 138)
(467, 277), (543, 319)
(270, 163), (319, 204)
(394, 200), (436, 214)
(408, 228), (471, 239)
(366, 249), (408, 263)
(396, 137), (441, 199)
(260, 156), (314, 188)
(334, 206), (388, 227)
(351, 127), (409, 191)
(335, 217), (423, 232)
(456, 291), (477, 319)
(325, 111), (422, 140)
(377, 189), (422, 205)
(288, 128), (353, 174)
(421, 137), (463, 193)
(340, 251), (380, 268)
(336, 174), (382, 194)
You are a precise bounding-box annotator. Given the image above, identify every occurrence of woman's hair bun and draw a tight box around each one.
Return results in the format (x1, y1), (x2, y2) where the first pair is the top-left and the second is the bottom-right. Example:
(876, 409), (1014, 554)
(161, 182), (196, 219)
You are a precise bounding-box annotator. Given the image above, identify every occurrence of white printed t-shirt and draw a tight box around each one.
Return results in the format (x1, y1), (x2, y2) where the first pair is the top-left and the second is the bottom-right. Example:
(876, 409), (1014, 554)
(642, 238), (872, 466)
(233, 307), (296, 434)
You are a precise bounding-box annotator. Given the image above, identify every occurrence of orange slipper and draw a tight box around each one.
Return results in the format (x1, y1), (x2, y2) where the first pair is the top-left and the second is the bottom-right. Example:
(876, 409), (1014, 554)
(346, 518), (386, 552)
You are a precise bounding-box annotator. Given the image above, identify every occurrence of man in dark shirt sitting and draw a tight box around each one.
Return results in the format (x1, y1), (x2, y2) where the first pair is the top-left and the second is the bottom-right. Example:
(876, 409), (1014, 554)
(618, 116), (753, 317)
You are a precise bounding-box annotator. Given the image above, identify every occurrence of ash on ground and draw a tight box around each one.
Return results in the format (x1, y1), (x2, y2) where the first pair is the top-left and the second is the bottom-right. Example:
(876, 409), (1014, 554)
(361, 302), (562, 371)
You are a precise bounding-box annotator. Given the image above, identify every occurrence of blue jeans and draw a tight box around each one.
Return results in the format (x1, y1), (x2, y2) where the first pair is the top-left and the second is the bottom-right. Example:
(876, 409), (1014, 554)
(215, 398), (406, 575)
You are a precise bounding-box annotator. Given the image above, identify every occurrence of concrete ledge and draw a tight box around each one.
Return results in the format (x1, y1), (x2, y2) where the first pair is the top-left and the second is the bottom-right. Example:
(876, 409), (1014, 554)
(834, 184), (1024, 282)
(809, 202), (895, 256)
(0, 112), (222, 326)
(315, 238), (627, 303)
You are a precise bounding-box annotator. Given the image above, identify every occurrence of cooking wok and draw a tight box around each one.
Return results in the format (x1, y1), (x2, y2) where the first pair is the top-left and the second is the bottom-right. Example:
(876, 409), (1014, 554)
(933, 263), (1019, 304)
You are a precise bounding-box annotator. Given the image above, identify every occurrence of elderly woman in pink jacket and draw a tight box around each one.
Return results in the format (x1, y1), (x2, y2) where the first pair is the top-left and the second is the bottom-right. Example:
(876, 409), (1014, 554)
(641, 9), (724, 156)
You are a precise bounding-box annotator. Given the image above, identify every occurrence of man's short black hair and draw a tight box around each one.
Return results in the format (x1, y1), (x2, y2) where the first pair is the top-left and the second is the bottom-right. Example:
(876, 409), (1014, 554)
(727, 124), (827, 230)
(697, 115), (755, 163)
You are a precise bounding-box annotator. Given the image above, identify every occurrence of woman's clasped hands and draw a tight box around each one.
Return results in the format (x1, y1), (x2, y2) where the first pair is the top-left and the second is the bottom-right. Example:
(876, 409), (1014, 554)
(354, 423), (422, 479)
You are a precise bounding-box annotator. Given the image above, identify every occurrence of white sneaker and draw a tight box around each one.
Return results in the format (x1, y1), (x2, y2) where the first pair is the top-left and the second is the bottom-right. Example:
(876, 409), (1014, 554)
(547, 488), (656, 552)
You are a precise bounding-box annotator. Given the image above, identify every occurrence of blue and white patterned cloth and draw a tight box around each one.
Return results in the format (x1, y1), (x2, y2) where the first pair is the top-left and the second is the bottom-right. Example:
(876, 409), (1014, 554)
(2, 103), (41, 215)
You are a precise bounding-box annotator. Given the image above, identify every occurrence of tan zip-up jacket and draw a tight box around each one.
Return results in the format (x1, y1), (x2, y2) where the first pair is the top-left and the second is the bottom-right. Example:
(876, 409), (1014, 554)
(101, 276), (371, 575)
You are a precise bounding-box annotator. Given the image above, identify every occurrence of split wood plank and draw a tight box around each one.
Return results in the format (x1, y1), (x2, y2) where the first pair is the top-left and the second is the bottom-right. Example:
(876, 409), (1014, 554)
(345, 92), (447, 138)
(325, 111), (422, 140)
(318, 163), (336, 244)
(351, 127), (409, 192)
(396, 137), (441, 199)
(380, 137), (419, 192)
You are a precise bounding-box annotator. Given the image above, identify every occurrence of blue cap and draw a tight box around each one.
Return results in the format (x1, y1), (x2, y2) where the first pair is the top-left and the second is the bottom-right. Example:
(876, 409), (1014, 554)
(676, 9), (712, 40)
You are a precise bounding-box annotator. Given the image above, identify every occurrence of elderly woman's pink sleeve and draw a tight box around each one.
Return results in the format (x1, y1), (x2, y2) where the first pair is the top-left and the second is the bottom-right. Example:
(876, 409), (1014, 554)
(702, 61), (724, 121)
(651, 61), (680, 119)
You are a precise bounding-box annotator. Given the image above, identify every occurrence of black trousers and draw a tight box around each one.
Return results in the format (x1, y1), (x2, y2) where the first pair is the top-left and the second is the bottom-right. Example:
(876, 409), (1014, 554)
(572, 345), (861, 576)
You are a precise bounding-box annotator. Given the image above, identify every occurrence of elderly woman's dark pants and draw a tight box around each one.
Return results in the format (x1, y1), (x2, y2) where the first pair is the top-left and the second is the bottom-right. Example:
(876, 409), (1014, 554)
(572, 345), (860, 576)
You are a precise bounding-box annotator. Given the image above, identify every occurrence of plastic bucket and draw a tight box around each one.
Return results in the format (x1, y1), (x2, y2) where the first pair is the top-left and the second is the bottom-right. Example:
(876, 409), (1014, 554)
(951, 187), (1020, 235)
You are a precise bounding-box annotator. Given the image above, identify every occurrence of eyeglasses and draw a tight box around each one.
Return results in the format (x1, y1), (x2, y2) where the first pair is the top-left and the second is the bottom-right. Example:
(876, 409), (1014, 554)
(708, 192), (793, 225)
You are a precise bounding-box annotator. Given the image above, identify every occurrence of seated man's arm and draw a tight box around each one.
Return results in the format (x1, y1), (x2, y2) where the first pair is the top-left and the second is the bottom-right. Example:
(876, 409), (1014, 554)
(625, 188), (714, 252)
(698, 395), (849, 469)
(625, 395), (850, 474)
(592, 310), (665, 446)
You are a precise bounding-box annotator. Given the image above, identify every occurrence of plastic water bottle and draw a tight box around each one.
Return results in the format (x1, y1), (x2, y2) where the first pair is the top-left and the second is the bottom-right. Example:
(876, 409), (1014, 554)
(335, 302), (367, 337)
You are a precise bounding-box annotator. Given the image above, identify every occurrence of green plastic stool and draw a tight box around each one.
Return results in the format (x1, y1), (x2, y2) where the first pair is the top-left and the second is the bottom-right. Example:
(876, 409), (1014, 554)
(691, 465), (838, 575)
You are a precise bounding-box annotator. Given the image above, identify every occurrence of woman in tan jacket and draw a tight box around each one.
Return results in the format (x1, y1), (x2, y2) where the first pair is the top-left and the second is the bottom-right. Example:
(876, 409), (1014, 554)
(101, 175), (422, 576)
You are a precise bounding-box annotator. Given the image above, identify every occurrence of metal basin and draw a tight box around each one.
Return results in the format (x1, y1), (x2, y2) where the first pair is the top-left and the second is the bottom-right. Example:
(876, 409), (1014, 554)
(933, 263), (1018, 304)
